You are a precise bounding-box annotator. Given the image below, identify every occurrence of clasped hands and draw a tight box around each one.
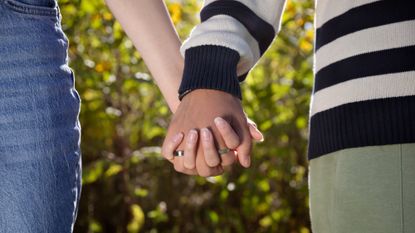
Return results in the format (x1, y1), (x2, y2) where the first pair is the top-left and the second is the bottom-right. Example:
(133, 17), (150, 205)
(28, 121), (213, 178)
(162, 89), (263, 177)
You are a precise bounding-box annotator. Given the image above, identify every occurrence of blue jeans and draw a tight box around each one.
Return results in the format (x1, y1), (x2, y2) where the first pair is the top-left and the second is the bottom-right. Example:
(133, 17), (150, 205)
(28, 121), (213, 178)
(0, 0), (82, 232)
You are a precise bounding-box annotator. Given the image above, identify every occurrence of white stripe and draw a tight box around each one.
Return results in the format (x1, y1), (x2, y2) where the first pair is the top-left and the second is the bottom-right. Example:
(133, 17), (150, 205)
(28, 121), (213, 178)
(180, 15), (260, 76)
(310, 71), (415, 116)
(315, 0), (381, 28)
(315, 20), (415, 72)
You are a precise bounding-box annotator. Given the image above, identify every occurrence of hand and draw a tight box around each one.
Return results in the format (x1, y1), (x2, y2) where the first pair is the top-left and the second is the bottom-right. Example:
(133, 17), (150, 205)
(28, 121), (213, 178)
(162, 116), (263, 175)
(162, 89), (257, 177)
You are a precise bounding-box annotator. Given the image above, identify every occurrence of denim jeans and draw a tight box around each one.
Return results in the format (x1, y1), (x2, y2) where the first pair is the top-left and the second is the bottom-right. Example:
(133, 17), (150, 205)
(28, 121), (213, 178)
(0, 0), (82, 232)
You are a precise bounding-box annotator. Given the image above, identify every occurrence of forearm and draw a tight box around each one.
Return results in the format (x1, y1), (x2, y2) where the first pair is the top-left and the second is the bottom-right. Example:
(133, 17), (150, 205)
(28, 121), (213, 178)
(105, 0), (183, 112)
(179, 0), (287, 100)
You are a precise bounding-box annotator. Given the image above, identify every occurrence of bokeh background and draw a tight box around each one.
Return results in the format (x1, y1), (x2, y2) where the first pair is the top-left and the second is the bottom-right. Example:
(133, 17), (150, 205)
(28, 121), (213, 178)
(59, 0), (314, 232)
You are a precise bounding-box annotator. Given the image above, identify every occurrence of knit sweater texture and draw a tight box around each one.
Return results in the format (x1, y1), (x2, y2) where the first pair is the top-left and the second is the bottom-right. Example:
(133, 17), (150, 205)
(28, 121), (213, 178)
(178, 0), (415, 160)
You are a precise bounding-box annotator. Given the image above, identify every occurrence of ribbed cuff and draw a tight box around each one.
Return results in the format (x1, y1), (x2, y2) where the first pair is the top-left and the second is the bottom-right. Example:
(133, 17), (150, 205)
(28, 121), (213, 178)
(178, 45), (242, 100)
(307, 95), (415, 160)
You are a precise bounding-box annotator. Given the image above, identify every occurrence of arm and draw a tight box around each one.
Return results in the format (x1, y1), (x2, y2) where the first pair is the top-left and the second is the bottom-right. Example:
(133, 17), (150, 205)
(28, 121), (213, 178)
(179, 0), (287, 99)
(105, 0), (183, 112)
(164, 0), (287, 176)
(105, 0), (264, 176)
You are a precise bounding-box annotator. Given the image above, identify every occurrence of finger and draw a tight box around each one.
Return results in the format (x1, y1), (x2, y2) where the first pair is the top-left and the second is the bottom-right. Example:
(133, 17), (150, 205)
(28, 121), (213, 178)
(183, 129), (198, 169)
(220, 149), (237, 168)
(235, 124), (253, 168)
(195, 146), (225, 177)
(201, 128), (221, 167)
(214, 117), (240, 149)
(210, 119), (236, 166)
(219, 149), (236, 167)
(162, 132), (184, 162)
(173, 157), (198, 175)
(248, 123), (264, 142)
(200, 126), (235, 168)
(247, 118), (257, 128)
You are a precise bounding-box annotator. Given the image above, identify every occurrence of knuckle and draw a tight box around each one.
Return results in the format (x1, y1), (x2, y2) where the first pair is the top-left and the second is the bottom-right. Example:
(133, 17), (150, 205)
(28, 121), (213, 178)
(227, 139), (240, 150)
(161, 151), (171, 160)
(167, 141), (178, 151)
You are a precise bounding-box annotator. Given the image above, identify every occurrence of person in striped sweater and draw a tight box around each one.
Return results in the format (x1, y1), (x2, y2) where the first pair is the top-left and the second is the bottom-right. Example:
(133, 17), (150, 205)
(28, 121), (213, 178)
(109, 0), (415, 232)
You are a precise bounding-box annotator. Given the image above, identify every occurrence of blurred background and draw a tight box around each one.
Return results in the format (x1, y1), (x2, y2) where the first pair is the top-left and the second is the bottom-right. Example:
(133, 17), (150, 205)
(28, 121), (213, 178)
(59, 0), (314, 232)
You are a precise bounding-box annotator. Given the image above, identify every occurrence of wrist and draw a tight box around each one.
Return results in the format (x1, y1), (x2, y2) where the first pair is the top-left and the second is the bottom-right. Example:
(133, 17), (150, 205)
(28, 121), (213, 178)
(178, 45), (242, 100)
(180, 89), (241, 105)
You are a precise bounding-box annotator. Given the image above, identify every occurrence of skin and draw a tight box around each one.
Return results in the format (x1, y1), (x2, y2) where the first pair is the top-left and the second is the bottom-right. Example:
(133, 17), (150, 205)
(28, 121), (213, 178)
(105, 0), (263, 177)
(162, 89), (255, 177)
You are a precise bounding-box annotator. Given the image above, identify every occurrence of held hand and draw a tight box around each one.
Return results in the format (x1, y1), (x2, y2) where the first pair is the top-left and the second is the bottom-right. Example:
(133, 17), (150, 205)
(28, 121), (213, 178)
(162, 117), (263, 176)
(161, 89), (255, 177)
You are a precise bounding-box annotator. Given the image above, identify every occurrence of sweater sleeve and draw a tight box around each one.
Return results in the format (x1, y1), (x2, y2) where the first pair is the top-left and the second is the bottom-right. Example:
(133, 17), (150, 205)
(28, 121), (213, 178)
(178, 0), (287, 100)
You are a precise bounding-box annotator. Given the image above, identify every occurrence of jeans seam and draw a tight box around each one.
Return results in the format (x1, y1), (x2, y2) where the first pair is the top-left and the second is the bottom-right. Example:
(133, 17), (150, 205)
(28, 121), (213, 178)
(4, 0), (57, 17)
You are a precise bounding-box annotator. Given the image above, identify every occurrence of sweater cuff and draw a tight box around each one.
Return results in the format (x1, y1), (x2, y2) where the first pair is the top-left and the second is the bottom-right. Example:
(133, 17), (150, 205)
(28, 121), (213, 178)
(178, 45), (242, 100)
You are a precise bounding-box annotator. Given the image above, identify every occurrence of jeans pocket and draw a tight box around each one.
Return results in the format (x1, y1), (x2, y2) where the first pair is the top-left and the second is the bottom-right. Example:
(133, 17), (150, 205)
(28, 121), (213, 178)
(4, 0), (58, 17)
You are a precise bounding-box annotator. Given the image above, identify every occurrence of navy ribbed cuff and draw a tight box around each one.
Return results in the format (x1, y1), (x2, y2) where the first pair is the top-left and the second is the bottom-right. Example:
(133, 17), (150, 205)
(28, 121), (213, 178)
(178, 45), (242, 100)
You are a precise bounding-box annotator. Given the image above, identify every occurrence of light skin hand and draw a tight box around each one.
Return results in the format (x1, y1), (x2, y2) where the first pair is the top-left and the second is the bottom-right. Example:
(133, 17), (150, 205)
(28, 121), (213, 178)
(105, 1), (264, 176)
(162, 89), (256, 177)
(162, 116), (263, 176)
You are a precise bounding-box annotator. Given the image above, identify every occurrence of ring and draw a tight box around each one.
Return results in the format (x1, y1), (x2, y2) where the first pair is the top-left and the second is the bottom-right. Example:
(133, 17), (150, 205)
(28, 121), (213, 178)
(173, 150), (184, 157)
(218, 148), (231, 155)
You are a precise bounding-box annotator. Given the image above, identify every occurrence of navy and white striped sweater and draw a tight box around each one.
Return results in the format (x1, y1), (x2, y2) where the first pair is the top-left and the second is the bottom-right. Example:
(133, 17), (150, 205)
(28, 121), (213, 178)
(178, 0), (415, 160)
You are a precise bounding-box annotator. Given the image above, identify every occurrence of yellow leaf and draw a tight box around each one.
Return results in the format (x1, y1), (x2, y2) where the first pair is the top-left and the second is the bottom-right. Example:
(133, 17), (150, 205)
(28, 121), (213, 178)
(127, 204), (145, 233)
(300, 40), (313, 53)
(168, 3), (182, 25)
(104, 164), (123, 177)
(103, 12), (113, 21)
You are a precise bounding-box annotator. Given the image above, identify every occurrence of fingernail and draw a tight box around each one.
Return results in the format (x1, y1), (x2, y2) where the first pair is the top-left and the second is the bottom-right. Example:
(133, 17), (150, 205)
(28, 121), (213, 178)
(259, 133), (265, 142)
(173, 133), (183, 143)
(188, 130), (197, 143)
(201, 128), (210, 141)
(214, 117), (225, 127)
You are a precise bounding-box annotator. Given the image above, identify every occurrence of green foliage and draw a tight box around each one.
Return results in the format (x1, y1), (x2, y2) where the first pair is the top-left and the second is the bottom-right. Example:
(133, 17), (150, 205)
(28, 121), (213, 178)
(59, 0), (314, 232)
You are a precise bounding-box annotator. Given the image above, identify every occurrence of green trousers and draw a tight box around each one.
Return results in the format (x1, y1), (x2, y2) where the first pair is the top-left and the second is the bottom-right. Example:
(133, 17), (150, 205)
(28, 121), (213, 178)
(309, 143), (415, 233)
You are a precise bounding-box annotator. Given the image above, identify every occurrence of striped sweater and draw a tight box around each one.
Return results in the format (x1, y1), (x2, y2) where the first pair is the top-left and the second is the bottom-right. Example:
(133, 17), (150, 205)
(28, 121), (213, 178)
(178, 0), (415, 160)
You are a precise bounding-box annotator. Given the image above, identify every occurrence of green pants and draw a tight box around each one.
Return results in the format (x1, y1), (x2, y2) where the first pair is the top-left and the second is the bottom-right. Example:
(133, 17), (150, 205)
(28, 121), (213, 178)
(309, 143), (415, 233)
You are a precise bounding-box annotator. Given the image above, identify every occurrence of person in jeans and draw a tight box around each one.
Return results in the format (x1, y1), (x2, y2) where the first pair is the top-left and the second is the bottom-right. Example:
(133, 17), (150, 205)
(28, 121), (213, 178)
(0, 0), (262, 232)
(0, 0), (82, 232)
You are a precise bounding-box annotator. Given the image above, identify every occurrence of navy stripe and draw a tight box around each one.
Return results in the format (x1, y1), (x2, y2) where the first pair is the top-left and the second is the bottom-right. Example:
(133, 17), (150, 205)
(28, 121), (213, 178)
(316, 1), (415, 51)
(308, 95), (415, 160)
(200, 0), (275, 55)
(314, 45), (415, 93)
